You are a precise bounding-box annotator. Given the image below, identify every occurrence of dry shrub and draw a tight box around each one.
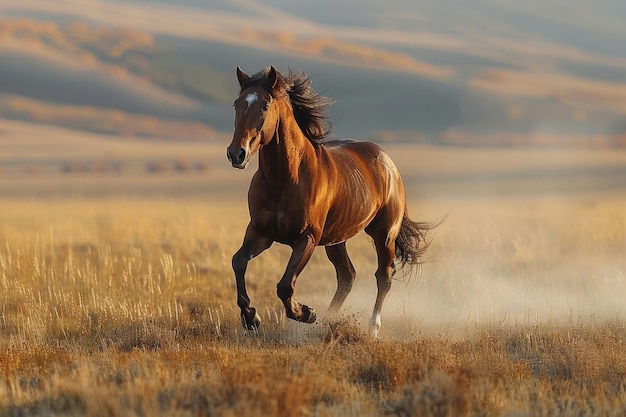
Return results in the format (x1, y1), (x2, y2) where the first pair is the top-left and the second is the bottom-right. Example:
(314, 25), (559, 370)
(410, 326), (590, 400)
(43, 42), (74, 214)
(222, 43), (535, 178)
(384, 370), (472, 417)
(323, 315), (369, 345)
(194, 161), (211, 173)
(104, 319), (177, 352)
(146, 161), (170, 173)
(173, 159), (191, 173)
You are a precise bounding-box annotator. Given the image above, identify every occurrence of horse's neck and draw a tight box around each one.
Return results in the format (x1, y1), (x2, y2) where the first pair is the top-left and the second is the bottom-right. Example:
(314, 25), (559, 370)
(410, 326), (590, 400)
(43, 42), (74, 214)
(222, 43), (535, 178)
(258, 107), (315, 183)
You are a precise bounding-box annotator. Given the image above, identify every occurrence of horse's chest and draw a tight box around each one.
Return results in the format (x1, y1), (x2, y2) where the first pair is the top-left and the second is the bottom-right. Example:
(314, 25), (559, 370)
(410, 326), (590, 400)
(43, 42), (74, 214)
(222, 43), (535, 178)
(254, 207), (304, 243)
(251, 185), (307, 240)
(248, 177), (324, 244)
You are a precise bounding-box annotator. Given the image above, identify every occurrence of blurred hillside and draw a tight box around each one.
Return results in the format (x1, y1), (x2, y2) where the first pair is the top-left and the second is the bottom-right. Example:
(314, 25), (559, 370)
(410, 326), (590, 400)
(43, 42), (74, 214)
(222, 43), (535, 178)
(0, 0), (625, 146)
(0, 19), (228, 140)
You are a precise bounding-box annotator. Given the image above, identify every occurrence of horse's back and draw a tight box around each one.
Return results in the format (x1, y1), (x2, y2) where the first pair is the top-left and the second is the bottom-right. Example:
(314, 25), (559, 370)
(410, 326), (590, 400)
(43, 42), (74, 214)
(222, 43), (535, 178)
(321, 138), (400, 181)
(320, 139), (388, 169)
(322, 138), (380, 154)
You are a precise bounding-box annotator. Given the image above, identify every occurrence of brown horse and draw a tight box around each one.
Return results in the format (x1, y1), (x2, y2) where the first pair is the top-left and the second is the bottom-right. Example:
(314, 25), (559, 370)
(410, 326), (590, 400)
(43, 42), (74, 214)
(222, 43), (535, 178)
(227, 66), (434, 337)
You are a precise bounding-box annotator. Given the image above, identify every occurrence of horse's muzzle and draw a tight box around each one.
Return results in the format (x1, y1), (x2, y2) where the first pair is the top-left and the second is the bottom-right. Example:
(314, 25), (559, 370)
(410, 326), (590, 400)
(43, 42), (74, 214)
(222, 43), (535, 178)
(226, 147), (248, 169)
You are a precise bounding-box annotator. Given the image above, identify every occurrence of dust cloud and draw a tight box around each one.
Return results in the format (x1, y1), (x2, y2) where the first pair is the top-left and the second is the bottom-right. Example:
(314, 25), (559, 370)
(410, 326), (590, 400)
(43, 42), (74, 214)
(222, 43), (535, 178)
(300, 196), (626, 339)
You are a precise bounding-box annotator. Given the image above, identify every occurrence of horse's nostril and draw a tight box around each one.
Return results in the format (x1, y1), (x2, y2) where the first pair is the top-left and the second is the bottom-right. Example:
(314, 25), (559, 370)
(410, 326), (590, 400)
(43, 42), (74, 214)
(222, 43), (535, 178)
(227, 147), (246, 165)
(236, 148), (246, 164)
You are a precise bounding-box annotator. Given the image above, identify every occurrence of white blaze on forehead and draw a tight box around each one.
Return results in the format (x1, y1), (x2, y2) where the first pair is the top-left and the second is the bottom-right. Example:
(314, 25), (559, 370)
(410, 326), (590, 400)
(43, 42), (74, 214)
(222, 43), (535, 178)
(244, 92), (258, 113)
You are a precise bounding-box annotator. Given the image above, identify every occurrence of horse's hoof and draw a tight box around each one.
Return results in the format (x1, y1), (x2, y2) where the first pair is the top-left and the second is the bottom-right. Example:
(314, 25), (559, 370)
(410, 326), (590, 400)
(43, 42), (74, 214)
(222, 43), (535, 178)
(241, 308), (261, 331)
(301, 305), (317, 324)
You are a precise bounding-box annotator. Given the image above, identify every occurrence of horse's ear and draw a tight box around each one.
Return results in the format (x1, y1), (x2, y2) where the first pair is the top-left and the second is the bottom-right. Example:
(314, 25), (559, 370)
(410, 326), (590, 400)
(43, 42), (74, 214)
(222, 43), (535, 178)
(268, 66), (278, 89)
(236, 66), (249, 88)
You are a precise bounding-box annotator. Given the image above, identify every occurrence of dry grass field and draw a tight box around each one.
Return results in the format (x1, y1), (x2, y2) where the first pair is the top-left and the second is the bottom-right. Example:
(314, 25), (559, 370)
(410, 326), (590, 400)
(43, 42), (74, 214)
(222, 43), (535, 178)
(1, 194), (625, 416)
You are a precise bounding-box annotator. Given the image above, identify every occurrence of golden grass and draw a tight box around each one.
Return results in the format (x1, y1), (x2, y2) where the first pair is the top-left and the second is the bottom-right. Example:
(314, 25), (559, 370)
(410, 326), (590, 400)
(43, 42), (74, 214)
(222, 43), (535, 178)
(1, 197), (625, 416)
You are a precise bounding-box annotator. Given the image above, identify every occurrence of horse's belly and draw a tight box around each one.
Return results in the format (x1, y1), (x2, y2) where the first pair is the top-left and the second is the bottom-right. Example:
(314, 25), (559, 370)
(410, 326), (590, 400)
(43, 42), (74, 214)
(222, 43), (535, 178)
(319, 206), (377, 246)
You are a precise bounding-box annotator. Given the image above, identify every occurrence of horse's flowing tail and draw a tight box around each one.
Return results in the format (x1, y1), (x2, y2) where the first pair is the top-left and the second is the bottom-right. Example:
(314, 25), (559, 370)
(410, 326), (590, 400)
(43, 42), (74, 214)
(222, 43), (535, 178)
(394, 212), (439, 273)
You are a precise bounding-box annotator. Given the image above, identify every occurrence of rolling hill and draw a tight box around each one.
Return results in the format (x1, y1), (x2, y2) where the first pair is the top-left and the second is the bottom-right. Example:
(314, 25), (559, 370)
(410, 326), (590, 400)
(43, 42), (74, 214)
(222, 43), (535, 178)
(0, 0), (625, 146)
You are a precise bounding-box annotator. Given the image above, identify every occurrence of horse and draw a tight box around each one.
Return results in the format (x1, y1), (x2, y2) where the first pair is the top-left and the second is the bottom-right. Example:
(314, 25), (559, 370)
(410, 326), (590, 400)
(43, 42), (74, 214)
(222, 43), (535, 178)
(226, 66), (435, 337)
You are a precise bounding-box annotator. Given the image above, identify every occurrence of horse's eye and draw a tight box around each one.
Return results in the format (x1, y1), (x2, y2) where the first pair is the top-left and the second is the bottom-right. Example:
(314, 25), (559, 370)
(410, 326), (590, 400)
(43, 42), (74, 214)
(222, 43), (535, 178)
(263, 103), (270, 112)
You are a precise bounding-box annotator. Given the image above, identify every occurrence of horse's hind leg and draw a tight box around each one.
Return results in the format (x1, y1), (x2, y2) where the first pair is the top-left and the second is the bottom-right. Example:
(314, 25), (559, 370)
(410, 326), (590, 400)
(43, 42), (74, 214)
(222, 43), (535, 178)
(325, 242), (356, 314)
(365, 222), (397, 338)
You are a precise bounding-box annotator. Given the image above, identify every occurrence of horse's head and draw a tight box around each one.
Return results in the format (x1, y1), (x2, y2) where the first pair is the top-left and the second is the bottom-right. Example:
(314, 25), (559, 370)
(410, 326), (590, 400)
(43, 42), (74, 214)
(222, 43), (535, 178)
(227, 66), (280, 169)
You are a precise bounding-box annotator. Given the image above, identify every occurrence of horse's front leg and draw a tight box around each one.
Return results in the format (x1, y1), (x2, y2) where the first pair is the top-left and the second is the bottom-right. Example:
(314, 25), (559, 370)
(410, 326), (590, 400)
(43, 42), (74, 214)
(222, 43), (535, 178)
(232, 225), (272, 330)
(276, 230), (319, 323)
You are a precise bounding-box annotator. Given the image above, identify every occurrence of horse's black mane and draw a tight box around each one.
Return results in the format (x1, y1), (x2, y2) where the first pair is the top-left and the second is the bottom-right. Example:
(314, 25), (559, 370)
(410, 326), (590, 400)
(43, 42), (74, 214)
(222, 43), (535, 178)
(241, 68), (335, 143)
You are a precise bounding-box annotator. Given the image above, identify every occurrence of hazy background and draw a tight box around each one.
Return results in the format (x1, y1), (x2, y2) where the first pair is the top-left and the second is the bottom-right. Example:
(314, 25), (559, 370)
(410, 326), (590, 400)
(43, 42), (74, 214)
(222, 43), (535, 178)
(0, 0), (625, 198)
(2, 0), (626, 142)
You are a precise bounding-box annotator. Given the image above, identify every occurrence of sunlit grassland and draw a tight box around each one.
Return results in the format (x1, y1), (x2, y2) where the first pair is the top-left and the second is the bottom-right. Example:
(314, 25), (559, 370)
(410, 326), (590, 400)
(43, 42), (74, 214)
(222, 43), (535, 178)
(1, 197), (626, 416)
